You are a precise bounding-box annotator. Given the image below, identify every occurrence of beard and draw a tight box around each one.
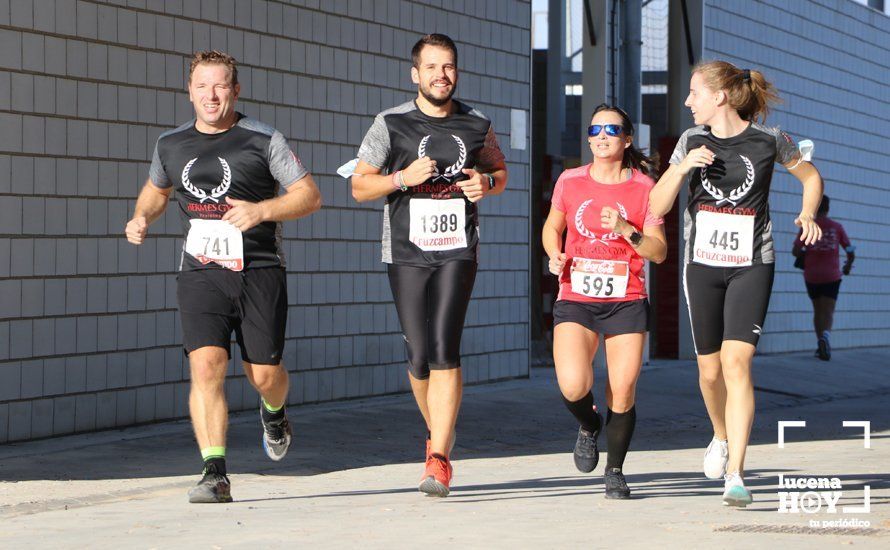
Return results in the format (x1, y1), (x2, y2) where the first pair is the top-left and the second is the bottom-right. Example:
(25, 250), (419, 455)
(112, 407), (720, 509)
(419, 80), (456, 107)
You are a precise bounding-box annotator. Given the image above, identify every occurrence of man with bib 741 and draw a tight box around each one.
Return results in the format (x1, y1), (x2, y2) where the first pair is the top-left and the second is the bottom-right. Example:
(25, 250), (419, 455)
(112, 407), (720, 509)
(124, 51), (321, 503)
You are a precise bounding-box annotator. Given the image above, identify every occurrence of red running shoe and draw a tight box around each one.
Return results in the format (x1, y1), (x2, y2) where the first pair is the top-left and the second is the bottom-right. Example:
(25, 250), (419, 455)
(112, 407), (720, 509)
(419, 453), (452, 497)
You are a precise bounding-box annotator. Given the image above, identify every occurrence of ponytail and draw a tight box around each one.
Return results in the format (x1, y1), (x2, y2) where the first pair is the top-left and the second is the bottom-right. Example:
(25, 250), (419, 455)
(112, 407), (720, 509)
(693, 60), (780, 123)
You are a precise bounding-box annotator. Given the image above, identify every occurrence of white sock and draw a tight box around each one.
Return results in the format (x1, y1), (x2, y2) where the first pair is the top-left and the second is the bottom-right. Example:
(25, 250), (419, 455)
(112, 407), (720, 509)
(724, 472), (744, 488)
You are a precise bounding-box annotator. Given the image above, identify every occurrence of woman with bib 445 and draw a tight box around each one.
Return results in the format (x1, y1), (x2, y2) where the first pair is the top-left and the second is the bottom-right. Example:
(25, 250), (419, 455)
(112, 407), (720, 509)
(649, 62), (823, 507)
(543, 104), (667, 499)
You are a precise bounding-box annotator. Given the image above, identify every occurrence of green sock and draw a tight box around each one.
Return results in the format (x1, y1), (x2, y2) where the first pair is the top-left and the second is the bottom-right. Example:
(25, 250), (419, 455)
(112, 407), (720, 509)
(262, 398), (284, 413)
(201, 446), (226, 461)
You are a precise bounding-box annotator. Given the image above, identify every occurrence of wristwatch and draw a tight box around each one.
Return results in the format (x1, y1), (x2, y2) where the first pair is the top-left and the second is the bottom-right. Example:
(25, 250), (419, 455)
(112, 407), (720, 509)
(485, 174), (495, 190)
(628, 229), (643, 247)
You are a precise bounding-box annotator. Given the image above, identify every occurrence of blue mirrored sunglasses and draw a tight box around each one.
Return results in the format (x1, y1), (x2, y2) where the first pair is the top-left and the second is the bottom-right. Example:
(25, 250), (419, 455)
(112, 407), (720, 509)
(588, 124), (625, 137)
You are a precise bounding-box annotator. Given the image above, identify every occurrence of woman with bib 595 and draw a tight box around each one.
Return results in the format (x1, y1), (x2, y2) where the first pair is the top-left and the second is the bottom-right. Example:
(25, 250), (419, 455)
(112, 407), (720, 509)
(543, 105), (666, 499)
(650, 62), (823, 507)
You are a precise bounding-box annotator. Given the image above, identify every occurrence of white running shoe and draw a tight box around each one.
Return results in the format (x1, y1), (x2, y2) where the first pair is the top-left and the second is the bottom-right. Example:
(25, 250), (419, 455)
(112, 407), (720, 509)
(703, 437), (728, 479)
(722, 472), (753, 507)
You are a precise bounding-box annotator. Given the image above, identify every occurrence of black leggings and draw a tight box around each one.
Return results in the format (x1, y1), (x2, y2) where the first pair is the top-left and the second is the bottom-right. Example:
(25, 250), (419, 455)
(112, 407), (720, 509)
(387, 260), (477, 379)
(683, 262), (775, 355)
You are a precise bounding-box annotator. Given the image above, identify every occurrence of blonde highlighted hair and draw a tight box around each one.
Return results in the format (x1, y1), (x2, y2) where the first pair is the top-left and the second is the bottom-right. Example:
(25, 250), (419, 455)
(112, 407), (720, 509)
(693, 60), (779, 123)
(188, 50), (239, 86)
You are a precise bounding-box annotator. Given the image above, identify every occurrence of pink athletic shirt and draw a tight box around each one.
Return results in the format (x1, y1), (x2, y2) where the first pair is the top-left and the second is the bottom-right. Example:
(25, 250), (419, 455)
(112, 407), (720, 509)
(794, 217), (851, 284)
(551, 165), (663, 303)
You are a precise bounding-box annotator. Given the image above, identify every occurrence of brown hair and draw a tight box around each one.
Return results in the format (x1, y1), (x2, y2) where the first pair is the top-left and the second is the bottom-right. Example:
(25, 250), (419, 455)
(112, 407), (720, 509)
(188, 50), (239, 86)
(693, 60), (779, 123)
(411, 34), (458, 68)
(590, 104), (658, 178)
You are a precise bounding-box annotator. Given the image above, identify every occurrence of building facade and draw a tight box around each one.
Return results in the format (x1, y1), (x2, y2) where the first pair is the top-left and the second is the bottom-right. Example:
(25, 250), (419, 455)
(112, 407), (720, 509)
(0, 0), (532, 442)
(701, 0), (890, 353)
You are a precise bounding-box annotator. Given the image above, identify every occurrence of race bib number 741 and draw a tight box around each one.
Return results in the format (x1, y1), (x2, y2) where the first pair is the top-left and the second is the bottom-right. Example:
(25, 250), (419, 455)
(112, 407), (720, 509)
(185, 219), (244, 271)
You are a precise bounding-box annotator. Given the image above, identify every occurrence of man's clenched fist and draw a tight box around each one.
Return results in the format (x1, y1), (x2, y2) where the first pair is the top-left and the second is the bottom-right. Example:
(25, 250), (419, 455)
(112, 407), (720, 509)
(125, 216), (148, 245)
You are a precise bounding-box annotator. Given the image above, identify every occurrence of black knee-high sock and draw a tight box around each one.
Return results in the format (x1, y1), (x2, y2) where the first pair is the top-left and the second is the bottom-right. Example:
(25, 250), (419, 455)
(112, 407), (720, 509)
(561, 392), (601, 434)
(605, 406), (636, 471)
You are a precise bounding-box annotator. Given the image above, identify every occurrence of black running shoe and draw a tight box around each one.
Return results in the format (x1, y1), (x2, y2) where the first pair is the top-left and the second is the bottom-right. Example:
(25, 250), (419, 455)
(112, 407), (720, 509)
(604, 467), (631, 499)
(573, 414), (603, 473)
(188, 464), (232, 503)
(261, 408), (293, 462)
(816, 338), (831, 361)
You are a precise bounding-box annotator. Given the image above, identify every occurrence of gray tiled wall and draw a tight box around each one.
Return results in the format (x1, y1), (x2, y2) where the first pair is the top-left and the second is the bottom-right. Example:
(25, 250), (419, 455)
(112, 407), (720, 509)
(0, 0), (532, 442)
(704, 0), (890, 352)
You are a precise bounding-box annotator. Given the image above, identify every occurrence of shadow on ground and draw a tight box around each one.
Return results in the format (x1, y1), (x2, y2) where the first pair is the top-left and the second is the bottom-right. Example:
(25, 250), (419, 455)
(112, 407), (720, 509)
(0, 348), (887, 484)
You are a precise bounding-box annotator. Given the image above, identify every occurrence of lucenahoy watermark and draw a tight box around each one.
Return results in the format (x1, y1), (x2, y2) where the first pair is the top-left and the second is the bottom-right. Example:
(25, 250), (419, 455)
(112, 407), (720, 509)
(777, 474), (871, 528)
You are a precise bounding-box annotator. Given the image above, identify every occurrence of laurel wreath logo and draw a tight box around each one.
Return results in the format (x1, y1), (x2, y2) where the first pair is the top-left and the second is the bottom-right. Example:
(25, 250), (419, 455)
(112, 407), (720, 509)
(575, 200), (628, 243)
(181, 157), (232, 203)
(700, 154), (755, 207)
(417, 134), (468, 181)
(575, 200), (597, 240)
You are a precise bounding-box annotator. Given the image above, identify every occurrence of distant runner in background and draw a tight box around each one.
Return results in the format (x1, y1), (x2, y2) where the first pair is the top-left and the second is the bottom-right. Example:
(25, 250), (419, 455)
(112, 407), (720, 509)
(792, 195), (855, 361)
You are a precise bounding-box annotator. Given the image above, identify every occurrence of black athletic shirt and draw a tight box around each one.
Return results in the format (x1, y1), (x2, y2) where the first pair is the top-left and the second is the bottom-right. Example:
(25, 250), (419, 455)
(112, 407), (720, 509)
(149, 113), (308, 271)
(357, 100), (505, 267)
(670, 123), (800, 267)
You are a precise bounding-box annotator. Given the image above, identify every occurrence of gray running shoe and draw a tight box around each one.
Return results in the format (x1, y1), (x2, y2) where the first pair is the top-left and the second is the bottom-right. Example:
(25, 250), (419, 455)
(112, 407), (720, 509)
(261, 407), (293, 461)
(188, 464), (232, 504)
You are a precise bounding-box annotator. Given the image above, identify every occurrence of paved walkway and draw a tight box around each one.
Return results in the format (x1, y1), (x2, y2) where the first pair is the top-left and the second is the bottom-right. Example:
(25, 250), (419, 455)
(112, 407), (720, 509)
(1, 348), (888, 548)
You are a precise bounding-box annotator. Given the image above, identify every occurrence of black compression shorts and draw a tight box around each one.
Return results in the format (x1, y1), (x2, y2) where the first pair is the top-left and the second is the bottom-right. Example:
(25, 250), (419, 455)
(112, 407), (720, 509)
(387, 260), (477, 379)
(683, 262), (774, 355)
(806, 280), (841, 301)
(177, 267), (287, 365)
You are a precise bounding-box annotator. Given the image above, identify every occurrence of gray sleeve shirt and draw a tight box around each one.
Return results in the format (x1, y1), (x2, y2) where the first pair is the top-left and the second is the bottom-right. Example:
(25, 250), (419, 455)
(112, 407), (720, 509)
(357, 114), (391, 170)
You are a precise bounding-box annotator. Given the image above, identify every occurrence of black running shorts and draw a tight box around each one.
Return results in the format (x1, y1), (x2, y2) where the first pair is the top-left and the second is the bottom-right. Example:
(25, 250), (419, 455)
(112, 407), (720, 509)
(553, 298), (650, 335)
(683, 262), (774, 355)
(387, 260), (477, 379)
(806, 279), (841, 301)
(177, 267), (287, 365)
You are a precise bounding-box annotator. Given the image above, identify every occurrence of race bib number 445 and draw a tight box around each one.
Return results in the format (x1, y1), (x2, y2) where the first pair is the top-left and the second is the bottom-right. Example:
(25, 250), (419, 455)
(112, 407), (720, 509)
(185, 219), (244, 271)
(570, 258), (629, 298)
(693, 210), (754, 267)
(409, 198), (467, 251)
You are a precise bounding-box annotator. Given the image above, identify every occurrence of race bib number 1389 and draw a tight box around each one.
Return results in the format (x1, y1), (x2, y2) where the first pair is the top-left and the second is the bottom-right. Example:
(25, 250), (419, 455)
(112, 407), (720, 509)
(409, 198), (467, 251)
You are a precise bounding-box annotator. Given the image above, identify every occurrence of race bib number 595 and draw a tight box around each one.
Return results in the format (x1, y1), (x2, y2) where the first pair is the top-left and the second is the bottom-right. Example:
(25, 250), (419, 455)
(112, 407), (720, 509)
(185, 219), (244, 271)
(570, 258), (629, 298)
